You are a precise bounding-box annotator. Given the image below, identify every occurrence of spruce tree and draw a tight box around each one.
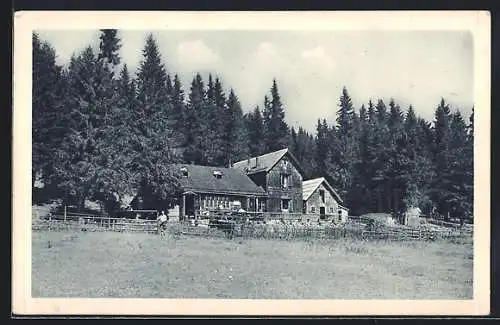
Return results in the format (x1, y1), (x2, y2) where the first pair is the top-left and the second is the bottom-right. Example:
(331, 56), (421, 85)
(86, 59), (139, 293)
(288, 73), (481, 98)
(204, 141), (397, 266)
(336, 86), (356, 136)
(183, 73), (206, 164)
(132, 33), (180, 210)
(97, 29), (121, 77)
(334, 87), (359, 200)
(245, 106), (265, 157)
(32, 33), (65, 193)
(314, 119), (329, 176)
(207, 76), (229, 166)
(448, 110), (472, 219)
(170, 74), (186, 156)
(52, 46), (113, 209)
(262, 79), (290, 152)
(431, 98), (453, 218)
(223, 89), (249, 166)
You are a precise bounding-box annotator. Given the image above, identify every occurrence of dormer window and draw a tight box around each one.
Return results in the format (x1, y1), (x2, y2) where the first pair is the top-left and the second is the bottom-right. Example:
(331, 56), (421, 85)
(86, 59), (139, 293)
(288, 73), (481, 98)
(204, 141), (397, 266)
(180, 167), (188, 177)
(213, 170), (223, 179)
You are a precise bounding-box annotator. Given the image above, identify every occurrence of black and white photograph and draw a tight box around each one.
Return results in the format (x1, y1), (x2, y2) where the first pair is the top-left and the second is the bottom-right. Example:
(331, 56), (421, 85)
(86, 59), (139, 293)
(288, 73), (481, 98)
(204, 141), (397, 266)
(13, 11), (490, 316)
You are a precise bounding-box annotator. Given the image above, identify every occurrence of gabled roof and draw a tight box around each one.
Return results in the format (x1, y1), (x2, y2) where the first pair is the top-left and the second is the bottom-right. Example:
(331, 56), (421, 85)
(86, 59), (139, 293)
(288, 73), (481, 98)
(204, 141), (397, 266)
(120, 194), (136, 207)
(302, 177), (343, 203)
(174, 164), (267, 197)
(232, 148), (304, 176)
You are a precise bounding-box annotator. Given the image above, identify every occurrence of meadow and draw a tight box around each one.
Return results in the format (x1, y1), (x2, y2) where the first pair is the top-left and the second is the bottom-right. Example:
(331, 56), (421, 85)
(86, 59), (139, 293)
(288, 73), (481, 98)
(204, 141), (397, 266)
(32, 230), (473, 299)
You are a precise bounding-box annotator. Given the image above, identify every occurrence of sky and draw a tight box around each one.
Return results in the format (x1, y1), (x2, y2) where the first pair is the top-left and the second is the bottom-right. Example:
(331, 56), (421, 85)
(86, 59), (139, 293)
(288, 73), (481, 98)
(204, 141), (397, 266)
(36, 29), (474, 133)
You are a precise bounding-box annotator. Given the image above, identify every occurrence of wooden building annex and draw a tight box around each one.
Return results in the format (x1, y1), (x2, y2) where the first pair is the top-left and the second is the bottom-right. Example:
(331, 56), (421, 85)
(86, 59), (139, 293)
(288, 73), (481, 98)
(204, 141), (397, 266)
(175, 164), (267, 218)
(302, 177), (349, 221)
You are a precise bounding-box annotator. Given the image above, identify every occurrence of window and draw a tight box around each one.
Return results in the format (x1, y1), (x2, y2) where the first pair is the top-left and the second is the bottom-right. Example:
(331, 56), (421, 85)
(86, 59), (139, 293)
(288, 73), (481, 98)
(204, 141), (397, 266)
(330, 207), (334, 213)
(319, 189), (325, 203)
(281, 174), (290, 188)
(283, 159), (288, 167)
(311, 206), (316, 213)
(213, 170), (222, 179)
(282, 199), (290, 211)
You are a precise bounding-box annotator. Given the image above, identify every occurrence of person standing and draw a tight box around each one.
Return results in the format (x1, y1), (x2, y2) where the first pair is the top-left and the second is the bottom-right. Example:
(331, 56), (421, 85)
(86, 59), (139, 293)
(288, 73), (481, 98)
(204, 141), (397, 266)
(157, 210), (168, 234)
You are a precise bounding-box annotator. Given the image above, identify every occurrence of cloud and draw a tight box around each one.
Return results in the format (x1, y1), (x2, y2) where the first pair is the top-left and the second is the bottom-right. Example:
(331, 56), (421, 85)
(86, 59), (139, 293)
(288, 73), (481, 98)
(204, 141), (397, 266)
(38, 30), (473, 132)
(255, 42), (277, 59)
(176, 40), (219, 68)
(301, 46), (334, 69)
(36, 30), (101, 66)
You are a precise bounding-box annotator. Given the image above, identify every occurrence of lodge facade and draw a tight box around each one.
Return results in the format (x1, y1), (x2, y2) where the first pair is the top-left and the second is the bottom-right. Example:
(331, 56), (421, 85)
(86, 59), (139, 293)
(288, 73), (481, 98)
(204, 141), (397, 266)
(232, 148), (304, 213)
(175, 163), (267, 218)
(123, 148), (350, 218)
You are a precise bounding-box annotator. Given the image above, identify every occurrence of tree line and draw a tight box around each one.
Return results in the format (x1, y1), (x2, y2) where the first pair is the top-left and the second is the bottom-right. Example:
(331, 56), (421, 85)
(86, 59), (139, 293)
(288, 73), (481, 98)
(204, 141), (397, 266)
(32, 30), (473, 220)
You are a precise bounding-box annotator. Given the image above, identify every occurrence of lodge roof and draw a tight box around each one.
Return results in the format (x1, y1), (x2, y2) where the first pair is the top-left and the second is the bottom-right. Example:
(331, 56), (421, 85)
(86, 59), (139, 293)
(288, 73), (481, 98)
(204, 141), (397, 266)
(174, 164), (267, 197)
(302, 177), (343, 203)
(232, 148), (304, 176)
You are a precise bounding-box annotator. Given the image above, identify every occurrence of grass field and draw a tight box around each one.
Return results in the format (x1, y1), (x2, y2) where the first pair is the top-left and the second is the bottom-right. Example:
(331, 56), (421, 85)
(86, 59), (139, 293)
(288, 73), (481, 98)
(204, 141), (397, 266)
(32, 230), (473, 299)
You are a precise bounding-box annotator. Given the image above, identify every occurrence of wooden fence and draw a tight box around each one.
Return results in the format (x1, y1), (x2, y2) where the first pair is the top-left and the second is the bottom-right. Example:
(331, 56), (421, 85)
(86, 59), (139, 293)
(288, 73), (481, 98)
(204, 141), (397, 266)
(33, 212), (473, 243)
(34, 214), (158, 233)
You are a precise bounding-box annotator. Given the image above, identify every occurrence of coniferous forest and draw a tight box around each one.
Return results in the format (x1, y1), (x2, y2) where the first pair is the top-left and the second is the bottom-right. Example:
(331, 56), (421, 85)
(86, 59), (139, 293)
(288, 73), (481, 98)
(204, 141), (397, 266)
(32, 30), (474, 220)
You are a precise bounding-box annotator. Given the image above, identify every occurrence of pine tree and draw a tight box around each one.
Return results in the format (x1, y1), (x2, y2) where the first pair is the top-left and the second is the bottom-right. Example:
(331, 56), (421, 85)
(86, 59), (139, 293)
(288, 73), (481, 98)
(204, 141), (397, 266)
(262, 79), (290, 152)
(51, 46), (108, 209)
(166, 74), (174, 97)
(350, 103), (374, 214)
(131, 33), (180, 210)
(223, 89), (249, 166)
(399, 105), (421, 210)
(367, 99), (376, 124)
(104, 63), (139, 207)
(299, 127), (317, 179)
(203, 74), (219, 165)
(447, 110), (472, 219)
(97, 29), (121, 77)
(136, 34), (170, 117)
(170, 74), (186, 156)
(334, 87), (359, 200)
(47, 29), (125, 212)
(336, 86), (356, 136)
(245, 106), (265, 157)
(314, 119), (329, 176)
(32, 33), (65, 192)
(204, 75), (228, 166)
(183, 73), (206, 164)
(289, 126), (315, 179)
(290, 126), (298, 157)
(431, 98), (453, 218)
(385, 98), (406, 213)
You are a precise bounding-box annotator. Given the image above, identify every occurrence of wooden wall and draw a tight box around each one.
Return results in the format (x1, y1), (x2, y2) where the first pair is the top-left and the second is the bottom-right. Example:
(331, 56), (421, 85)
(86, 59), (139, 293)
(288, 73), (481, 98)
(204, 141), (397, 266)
(265, 155), (303, 213)
(304, 182), (342, 215)
(179, 192), (265, 216)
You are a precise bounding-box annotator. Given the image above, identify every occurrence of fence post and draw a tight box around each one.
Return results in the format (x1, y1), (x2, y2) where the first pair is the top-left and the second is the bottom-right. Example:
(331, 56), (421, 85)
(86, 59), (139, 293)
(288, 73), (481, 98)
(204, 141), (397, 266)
(64, 205), (67, 222)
